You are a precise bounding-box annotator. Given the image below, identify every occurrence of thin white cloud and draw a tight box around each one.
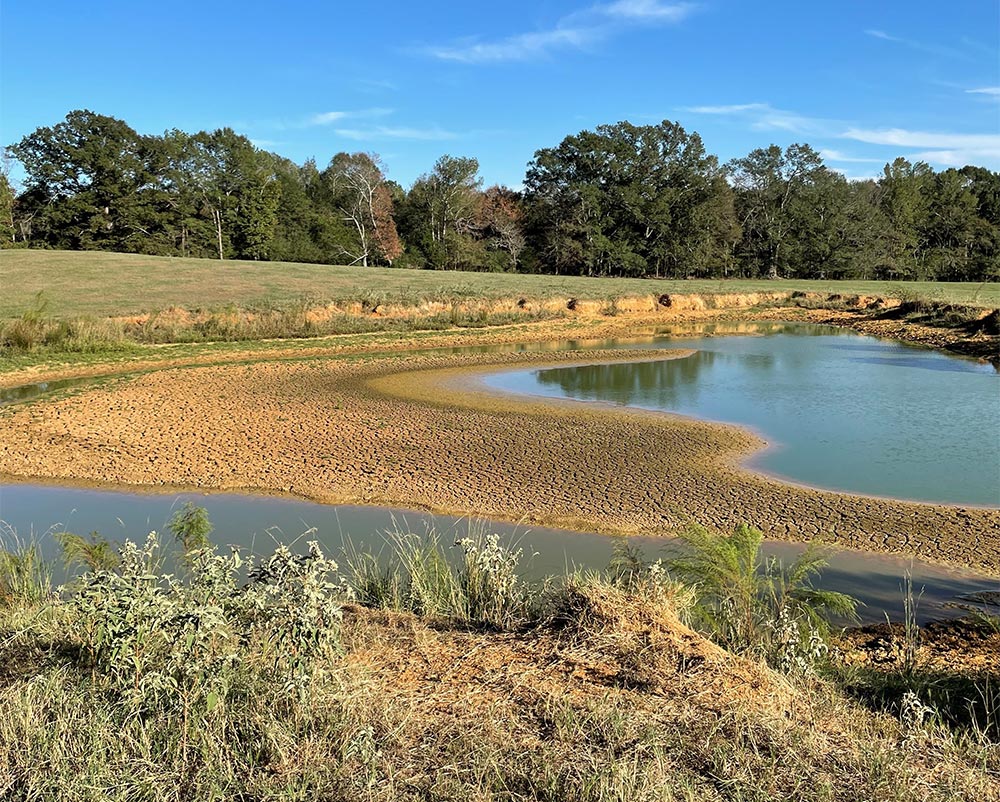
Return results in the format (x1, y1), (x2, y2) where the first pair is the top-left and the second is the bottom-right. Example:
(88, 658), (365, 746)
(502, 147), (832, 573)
(843, 128), (1000, 168)
(332, 126), (458, 142)
(864, 29), (899, 42)
(307, 108), (393, 126)
(605, 0), (693, 20)
(863, 28), (975, 62)
(684, 101), (1000, 169)
(423, 1), (697, 64)
(842, 128), (1000, 150)
(685, 103), (768, 114)
(427, 28), (598, 64)
(682, 102), (833, 135)
(357, 78), (398, 93)
(966, 86), (1000, 102)
(907, 148), (1000, 167)
(819, 148), (883, 164)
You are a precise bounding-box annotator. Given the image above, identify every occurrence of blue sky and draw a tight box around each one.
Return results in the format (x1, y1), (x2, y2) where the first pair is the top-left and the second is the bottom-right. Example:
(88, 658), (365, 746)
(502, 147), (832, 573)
(1, 1), (997, 189)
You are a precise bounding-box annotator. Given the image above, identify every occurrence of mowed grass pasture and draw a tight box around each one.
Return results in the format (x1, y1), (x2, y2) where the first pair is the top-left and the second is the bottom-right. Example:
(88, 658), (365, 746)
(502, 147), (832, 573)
(3, 249), (998, 319)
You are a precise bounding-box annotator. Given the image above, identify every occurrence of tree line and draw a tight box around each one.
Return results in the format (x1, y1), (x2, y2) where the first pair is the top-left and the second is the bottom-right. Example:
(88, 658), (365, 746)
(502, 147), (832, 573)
(2, 109), (997, 281)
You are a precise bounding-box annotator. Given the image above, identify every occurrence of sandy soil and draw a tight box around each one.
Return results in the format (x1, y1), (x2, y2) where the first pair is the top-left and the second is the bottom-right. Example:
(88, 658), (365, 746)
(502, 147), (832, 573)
(1, 328), (997, 574)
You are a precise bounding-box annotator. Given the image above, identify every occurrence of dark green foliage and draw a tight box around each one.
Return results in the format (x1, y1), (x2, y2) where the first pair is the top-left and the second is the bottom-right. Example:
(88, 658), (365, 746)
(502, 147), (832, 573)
(6, 110), (1000, 281)
(0, 169), (15, 246)
(55, 531), (120, 573)
(524, 120), (739, 278)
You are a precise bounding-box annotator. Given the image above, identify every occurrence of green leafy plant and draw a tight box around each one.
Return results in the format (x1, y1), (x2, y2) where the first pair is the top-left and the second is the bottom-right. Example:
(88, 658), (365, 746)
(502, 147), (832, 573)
(0, 529), (51, 605)
(69, 532), (345, 712)
(168, 502), (213, 557)
(345, 526), (530, 628)
(668, 524), (857, 671)
(55, 531), (120, 573)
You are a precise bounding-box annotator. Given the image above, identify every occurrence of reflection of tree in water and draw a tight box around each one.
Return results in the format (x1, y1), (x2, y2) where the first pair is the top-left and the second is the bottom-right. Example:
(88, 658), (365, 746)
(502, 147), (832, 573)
(535, 351), (725, 408)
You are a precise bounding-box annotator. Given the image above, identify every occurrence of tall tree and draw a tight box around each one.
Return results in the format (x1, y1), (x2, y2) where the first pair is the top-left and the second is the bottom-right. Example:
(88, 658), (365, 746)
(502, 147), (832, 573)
(179, 129), (279, 260)
(0, 160), (15, 246)
(476, 186), (526, 271)
(398, 155), (483, 269)
(9, 109), (159, 251)
(525, 120), (738, 277)
(922, 169), (980, 280)
(877, 158), (933, 279)
(727, 144), (827, 278)
(322, 152), (401, 266)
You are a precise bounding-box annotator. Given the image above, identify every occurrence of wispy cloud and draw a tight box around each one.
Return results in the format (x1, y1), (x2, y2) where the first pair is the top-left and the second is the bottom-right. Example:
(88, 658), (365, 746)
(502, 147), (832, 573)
(819, 148), (882, 164)
(685, 103), (766, 114)
(681, 102), (834, 135)
(863, 28), (976, 62)
(683, 100), (1000, 169)
(842, 127), (1000, 168)
(332, 126), (458, 142)
(604, 0), (694, 20)
(356, 78), (398, 94)
(842, 128), (1000, 150)
(966, 86), (1000, 98)
(306, 108), (393, 127)
(423, 1), (697, 64)
(864, 29), (899, 42)
(907, 148), (1000, 167)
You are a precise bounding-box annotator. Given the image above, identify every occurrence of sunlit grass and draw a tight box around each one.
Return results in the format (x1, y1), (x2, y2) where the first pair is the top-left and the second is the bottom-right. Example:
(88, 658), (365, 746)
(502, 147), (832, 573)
(2, 249), (996, 319)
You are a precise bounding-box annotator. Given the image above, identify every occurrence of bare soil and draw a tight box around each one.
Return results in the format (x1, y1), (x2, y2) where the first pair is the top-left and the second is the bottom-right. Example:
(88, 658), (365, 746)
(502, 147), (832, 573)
(1, 311), (997, 573)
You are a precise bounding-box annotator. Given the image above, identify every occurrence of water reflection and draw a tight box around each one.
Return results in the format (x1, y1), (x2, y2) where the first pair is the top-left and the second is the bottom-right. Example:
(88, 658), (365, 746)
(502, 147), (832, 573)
(486, 326), (1000, 506)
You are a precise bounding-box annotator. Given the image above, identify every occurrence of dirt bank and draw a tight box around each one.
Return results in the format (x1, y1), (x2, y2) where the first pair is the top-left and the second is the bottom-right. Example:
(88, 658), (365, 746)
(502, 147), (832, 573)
(1, 343), (997, 574)
(2, 295), (997, 393)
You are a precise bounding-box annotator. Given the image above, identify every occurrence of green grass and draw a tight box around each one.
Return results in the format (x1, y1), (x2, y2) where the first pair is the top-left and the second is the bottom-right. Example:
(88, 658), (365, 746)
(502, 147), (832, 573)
(3, 249), (998, 319)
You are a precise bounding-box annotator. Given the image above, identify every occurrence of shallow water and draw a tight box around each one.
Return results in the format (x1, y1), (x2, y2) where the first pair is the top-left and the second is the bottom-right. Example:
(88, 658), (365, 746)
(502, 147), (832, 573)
(484, 323), (1000, 507)
(1, 483), (996, 624)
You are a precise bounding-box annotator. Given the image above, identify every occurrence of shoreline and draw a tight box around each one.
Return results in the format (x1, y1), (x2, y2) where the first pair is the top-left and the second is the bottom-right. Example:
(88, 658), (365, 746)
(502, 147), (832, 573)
(467, 367), (1000, 513)
(2, 334), (997, 574)
(0, 301), (995, 392)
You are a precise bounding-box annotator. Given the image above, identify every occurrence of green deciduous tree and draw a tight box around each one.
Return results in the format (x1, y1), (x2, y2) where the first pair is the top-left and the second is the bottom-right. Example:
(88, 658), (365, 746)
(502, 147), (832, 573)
(399, 155), (483, 269)
(9, 110), (160, 251)
(727, 144), (828, 278)
(525, 121), (738, 277)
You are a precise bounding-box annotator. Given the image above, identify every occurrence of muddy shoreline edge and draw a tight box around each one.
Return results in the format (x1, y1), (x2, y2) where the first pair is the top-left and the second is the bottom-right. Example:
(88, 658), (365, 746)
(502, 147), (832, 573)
(1, 312), (998, 575)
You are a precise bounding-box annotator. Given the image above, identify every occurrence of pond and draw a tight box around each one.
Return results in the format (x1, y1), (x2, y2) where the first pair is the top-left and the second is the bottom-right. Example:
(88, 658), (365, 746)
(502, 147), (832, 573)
(2, 322), (996, 623)
(1, 483), (996, 624)
(483, 323), (1000, 508)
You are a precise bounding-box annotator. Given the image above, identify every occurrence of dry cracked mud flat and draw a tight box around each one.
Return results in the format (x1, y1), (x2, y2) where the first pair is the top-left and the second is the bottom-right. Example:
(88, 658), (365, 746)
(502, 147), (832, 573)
(1, 345), (997, 574)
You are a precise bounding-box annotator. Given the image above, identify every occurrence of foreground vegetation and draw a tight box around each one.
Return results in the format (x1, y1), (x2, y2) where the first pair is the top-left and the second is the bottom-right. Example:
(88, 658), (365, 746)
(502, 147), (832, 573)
(1, 513), (997, 800)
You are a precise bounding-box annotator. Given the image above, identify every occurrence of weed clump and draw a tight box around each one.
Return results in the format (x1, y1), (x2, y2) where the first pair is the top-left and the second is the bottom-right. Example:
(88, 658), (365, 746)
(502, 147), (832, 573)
(345, 527), (529, 629)
(667, 524), (858, 672)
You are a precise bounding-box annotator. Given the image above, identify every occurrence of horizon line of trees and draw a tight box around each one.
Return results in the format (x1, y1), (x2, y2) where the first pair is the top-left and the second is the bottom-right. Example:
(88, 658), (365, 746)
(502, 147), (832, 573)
(1, 109), (997, 282)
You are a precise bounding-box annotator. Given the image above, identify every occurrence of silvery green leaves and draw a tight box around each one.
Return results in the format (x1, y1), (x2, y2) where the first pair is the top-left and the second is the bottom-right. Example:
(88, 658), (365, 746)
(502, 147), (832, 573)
(68, 533), (345, 711)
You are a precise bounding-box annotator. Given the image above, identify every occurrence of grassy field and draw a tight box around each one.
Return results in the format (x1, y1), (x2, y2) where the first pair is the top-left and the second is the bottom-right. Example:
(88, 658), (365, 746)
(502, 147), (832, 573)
(3, 249), (998, 318)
